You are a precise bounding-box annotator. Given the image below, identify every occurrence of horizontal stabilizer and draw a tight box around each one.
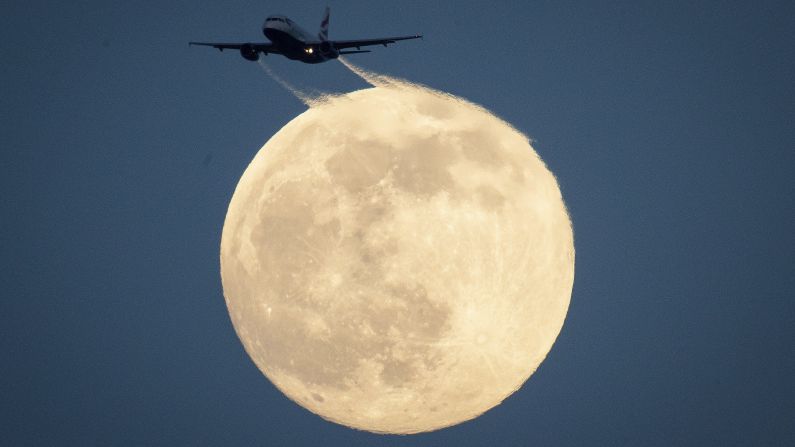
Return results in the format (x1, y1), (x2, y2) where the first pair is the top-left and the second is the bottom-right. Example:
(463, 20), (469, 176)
(338, 50), (372, 54)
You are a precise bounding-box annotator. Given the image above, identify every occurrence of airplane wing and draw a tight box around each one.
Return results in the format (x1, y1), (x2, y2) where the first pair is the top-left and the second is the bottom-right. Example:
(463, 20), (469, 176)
(188, 42), (282, 54)
(331, 35), (422, 50)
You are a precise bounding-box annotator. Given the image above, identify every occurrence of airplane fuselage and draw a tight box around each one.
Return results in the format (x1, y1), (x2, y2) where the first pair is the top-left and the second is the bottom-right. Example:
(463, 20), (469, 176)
(262, 15), (338, 64)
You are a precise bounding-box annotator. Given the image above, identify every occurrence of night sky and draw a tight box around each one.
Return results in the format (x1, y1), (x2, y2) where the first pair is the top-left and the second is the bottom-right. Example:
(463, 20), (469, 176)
(2, 1), (793, 445)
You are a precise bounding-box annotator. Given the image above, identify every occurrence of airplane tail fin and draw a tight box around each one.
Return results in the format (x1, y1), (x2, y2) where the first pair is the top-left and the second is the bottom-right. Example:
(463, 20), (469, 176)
(318, 6), (330, 41)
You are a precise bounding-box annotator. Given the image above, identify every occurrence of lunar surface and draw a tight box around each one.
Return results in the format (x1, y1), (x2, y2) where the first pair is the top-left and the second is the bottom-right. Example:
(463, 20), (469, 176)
(220, 80), (574, 434)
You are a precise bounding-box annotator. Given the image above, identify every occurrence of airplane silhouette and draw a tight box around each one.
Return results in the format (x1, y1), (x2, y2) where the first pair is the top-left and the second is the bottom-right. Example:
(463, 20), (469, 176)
(190, 7), (421, 64)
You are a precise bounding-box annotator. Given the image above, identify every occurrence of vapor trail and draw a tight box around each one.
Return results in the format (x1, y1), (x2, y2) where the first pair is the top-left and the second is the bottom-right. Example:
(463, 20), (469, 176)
(257, 59), (313, 106)
(337, 56), (393, 87)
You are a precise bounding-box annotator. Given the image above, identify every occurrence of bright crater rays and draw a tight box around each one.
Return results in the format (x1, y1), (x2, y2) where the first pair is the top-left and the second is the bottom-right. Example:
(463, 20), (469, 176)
(220, 80), (574, 434)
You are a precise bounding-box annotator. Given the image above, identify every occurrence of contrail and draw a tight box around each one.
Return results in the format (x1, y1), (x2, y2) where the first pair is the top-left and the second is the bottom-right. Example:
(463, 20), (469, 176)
(258, 56), (404, 106)
(257, 59), (314, 106)
(337, 56), (393, 87)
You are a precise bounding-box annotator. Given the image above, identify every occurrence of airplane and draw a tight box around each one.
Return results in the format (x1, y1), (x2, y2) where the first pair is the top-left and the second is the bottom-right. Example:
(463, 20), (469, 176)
(189, 7), (421, 64)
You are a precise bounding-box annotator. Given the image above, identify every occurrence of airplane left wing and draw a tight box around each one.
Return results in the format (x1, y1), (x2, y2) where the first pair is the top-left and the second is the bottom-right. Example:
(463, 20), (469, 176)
(331, 35), (422, 50)
(188, 42), (281, 54)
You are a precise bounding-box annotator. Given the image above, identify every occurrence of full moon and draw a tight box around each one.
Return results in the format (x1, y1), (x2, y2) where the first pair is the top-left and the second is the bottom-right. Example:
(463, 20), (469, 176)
(220, 80), (574, 434)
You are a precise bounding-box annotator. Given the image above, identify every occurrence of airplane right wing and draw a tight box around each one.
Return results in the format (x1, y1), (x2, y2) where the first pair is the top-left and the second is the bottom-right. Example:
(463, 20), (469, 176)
(331, 35), (422, 50)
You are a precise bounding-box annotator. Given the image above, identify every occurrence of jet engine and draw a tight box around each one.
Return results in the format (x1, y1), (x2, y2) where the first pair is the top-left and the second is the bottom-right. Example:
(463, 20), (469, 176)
(319, 41), (339, 60)
(240, 44), (259, 61)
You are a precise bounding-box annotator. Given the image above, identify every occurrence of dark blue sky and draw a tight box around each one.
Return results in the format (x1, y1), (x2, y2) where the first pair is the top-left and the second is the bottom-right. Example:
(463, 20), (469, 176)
(2, 1), (793, 445)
